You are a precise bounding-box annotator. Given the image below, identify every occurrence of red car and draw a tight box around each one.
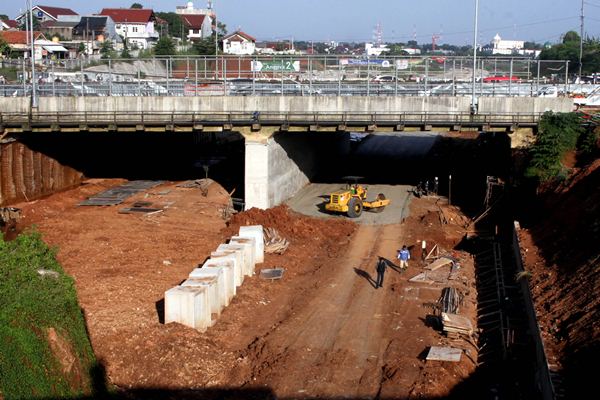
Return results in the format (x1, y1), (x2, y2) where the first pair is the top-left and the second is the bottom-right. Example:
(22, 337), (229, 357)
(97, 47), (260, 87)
(483, 76), (521, 83)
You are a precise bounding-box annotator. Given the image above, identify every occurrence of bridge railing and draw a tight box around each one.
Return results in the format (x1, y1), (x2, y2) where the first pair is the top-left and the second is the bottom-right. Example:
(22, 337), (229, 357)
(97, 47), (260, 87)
(0, 111), (542, 128)
(0, 55), (581, 98)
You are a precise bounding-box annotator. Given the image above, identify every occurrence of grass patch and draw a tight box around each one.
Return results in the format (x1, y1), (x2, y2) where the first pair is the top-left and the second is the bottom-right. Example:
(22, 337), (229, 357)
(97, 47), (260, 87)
(0, 230), (96, 399)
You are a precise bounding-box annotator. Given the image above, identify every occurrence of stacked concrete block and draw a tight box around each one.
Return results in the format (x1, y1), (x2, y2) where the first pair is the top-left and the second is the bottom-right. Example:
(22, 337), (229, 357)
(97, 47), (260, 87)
(220, 243), (252, 277)
(164, 285), (211, 332)
(183, 272), (223, 318)
(211, 248), (244, 287)
(201, 259), (236, 302)
(239, 225), (265, 263)
(163, 225), (265, 332)
(230, 236), (256, 275)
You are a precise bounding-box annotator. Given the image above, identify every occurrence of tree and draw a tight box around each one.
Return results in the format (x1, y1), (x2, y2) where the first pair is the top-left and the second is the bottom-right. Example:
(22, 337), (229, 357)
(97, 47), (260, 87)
(562, 31), (580, 44)
(193, 37), (215, 55)
(121, 38), (131, 58)
(100, 40), (114, 59)
(130, 3), (143, 9)
(0, 14), (9, 21)
(0, 36), (10, 57)
(19, 17), (40, 31)
(155, 12), (185, 39)
(154, 36), (175, 56)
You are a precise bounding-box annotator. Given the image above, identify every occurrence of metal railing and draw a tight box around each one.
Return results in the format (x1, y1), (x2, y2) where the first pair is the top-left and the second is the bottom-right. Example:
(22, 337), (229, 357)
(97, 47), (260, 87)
(0, 110), (542, 127)
(0, 55), (580, 98)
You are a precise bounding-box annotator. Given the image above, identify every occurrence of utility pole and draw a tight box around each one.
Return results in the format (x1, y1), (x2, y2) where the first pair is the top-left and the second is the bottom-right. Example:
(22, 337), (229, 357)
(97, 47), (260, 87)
(471, 0), (479, 114)
(579, 0), (584, 81)
(28, 0), (37, 108)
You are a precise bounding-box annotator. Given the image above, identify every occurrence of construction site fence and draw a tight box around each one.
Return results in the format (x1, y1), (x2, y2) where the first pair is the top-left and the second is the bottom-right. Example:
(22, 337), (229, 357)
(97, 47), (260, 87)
(0, 56), (583, 98)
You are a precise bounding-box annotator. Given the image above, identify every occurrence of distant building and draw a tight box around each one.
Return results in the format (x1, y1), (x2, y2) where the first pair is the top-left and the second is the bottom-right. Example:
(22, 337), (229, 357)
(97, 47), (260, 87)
(73, 16), (120, 44)
(40, 19), (79, 40)
(16, 5), (78, 25)
(491, 33), (541, 57)
(180, 15), (213, 41)
(0, 20), (8, 30)
(402, 48), (421, 55)
(365, 43), (389, 57)
(174, 2), (214, 41)
(0, 30), (67, 60)
(99, 8), (158, 49)
(223, 31), (256, 55)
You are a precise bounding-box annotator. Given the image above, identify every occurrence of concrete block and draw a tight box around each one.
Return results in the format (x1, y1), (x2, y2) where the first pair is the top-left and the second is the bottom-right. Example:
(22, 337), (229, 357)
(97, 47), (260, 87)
(216, 244), (248, 282)
(201, 259), (236, 302)
(164, 285), (211, 332)
(182, 275), (222, 317)
(239, 225), (264, 263)
(210, 251), (244, 287)
(230, 236), (256, 276)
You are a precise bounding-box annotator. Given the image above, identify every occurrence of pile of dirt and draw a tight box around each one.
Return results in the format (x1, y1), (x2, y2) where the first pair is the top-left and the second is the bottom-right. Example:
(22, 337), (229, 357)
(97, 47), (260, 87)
(518, 158), (600, 398)
(226, 205), (355, 243)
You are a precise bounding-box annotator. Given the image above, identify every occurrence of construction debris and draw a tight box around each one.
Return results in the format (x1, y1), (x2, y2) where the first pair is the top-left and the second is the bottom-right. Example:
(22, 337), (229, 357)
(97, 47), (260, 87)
(0, 207), (21, 232)
(438, 287), (463, 314)
(177, 178), (215, 196)
(441, 312), (474, 336)
(425, 257), (454, 271)
(264, 227), (290, 254)
(79, 180), (164, 206)
(426, 346), (463, 362)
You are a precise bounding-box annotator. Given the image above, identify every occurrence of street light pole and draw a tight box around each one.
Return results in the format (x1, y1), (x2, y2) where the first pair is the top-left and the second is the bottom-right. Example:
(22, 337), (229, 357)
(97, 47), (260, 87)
(579, 0), (584, 81)
(471, 0), (479, 114)
(28, 0), (37, 108)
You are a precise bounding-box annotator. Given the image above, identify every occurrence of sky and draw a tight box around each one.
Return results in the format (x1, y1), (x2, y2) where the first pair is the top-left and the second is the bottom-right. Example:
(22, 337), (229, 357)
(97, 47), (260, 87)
(2, 0), (599, 45)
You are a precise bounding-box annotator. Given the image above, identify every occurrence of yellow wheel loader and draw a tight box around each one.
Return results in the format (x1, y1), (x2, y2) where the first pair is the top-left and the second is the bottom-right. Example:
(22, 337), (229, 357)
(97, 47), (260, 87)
(324, 177), (390, 218)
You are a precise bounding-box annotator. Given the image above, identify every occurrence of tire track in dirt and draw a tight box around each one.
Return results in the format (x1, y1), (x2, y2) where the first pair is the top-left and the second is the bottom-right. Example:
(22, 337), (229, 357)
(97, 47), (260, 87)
(244, 223), (408, 398)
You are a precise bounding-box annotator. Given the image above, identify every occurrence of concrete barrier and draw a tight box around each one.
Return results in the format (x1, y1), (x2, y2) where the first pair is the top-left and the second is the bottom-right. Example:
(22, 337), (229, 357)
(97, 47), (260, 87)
(201, 259), (236, 302)
(210, 251), (244, 287)
(182, 275), (223, 317)
(239, 225), (265, 263)
(218, 243), (252, 277)
(164, 285), (211, 332)
(228, 238), (256, 276)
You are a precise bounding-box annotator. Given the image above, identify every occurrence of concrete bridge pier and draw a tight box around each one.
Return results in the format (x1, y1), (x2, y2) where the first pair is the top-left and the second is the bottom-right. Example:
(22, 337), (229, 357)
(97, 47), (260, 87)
(243, 127), (318, 210)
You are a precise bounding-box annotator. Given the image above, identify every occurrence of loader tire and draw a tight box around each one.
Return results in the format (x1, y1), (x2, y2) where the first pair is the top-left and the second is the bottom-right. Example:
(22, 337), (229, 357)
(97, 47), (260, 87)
(373, 193), (386, 213)
(347, 197), (363, 218)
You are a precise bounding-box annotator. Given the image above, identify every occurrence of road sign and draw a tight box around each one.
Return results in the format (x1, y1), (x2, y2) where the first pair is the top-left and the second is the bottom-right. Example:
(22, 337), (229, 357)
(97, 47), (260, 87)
(251, 60), (300, 72)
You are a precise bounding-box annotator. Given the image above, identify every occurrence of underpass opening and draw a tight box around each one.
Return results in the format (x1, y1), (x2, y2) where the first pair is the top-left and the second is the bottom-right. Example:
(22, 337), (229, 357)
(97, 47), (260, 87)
(12, 131), (246, 198)
(272, 130), (512, 217)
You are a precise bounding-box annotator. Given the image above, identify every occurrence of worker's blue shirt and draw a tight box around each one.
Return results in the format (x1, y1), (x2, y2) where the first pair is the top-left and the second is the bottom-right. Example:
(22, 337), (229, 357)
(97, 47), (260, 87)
(398, 250), (410, 261)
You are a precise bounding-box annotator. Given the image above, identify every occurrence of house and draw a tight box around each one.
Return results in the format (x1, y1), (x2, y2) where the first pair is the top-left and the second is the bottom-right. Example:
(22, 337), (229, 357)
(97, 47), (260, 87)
(0, 20), (8, 30)
(491, 33), (541, 57)
(180, 14), (212, 41)
(73, 16), (120, 43)
(0, 31), (68, 60)
(15, 5), (78, 25)
(40, 20), (79, 40)
(99, 8), (159, 49)
(223, 31), (256, 55)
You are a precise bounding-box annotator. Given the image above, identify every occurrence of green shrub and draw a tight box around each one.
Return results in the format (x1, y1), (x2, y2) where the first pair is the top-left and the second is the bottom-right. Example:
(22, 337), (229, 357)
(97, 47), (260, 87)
(0, 230), (96, 399)
(525, 112), (584, 183)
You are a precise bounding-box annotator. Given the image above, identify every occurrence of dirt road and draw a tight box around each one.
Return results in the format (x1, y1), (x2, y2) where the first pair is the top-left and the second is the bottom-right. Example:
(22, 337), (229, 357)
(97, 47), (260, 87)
(13, 180), (477, 398)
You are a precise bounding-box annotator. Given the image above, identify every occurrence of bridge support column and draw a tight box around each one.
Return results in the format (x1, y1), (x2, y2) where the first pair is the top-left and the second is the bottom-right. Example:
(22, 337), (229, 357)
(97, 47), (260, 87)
(244, 130), (315, 210)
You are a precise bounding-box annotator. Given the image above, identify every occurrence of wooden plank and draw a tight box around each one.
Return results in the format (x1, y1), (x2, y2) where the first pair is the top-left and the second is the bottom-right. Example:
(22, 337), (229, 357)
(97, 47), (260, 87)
(426, 346), (462, 362)
(425, 257), (453, 271)
(408, 272), (435, 284)
(441, 312), (473, 332)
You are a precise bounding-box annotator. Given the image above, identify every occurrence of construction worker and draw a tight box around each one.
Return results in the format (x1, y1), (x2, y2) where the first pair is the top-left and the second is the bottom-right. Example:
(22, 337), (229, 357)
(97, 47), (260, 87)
(375, 257), (386, 289)
(397, 245), (410, 269)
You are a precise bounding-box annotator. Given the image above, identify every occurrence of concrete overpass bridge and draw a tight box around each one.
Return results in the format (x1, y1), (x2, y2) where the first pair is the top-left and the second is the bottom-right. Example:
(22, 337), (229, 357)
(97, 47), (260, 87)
(0, 95), (574, 208)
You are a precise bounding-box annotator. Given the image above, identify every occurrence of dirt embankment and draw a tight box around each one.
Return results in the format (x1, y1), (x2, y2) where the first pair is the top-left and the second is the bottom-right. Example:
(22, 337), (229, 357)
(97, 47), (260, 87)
(518, 158), (600, 398)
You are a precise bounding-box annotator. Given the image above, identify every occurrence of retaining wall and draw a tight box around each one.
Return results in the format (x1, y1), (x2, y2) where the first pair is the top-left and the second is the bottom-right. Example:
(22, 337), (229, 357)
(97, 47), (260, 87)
(0, 96), (573, 114)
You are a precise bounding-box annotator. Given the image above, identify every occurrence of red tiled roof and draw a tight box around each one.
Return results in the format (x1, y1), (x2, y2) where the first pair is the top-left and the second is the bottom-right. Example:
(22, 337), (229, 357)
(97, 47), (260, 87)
(180, 14), (207, 30)
(0, 31), (46, 44)
(6, 20), (19, 29)
(36, 5), (78, 18)
(224, 31), (256, 43)
(99, 8), (155, 23)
